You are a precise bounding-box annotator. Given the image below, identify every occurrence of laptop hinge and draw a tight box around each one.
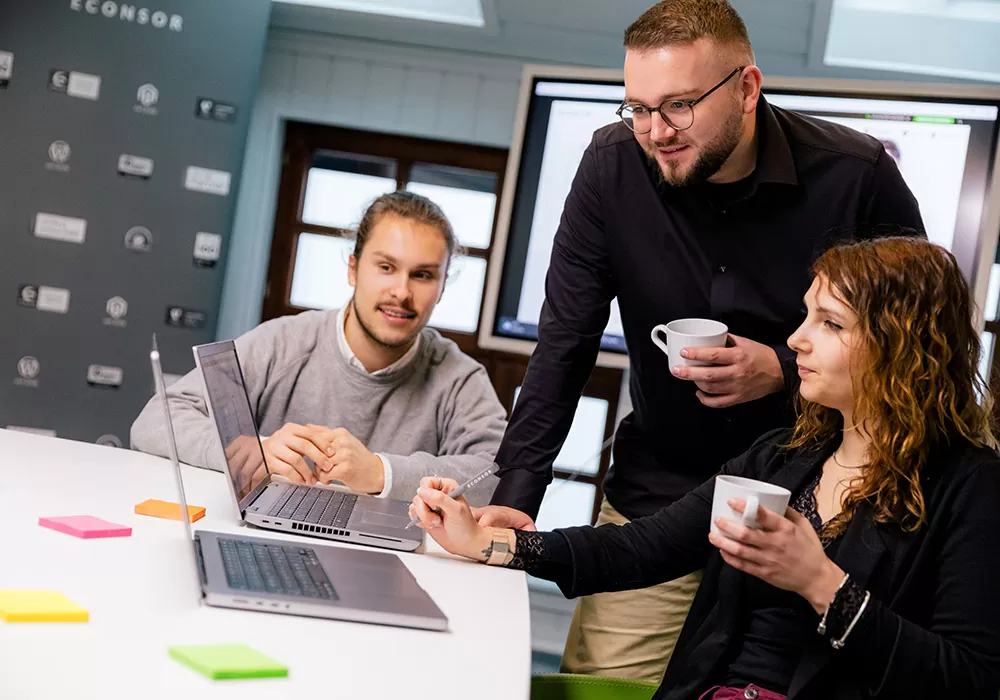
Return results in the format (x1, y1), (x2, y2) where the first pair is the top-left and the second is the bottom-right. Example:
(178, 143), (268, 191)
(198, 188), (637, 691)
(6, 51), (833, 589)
(193, 534), (209, 586)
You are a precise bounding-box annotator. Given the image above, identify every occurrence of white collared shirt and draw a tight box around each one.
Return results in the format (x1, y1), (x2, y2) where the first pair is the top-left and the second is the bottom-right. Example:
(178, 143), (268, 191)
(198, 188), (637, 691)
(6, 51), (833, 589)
(335, 305), (422, 497)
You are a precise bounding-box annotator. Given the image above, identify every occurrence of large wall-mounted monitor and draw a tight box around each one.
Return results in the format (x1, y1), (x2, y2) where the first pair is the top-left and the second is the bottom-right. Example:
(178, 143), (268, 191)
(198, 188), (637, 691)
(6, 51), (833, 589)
(479, 65), (1000, 369)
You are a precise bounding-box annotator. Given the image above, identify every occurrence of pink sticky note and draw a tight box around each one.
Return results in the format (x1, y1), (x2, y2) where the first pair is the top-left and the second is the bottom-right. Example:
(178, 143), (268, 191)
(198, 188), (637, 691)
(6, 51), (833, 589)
(38, 516), (132, 539)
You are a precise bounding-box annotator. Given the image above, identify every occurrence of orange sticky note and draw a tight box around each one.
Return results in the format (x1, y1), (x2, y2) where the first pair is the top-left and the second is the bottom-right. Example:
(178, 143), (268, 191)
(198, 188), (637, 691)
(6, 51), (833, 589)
(135, 499), (205, 522)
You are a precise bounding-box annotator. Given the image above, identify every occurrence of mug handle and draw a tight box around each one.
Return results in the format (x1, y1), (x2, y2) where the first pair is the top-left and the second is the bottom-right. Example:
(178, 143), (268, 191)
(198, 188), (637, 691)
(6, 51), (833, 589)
(741, 494), (760, 529)
(650, 325), (669, 355)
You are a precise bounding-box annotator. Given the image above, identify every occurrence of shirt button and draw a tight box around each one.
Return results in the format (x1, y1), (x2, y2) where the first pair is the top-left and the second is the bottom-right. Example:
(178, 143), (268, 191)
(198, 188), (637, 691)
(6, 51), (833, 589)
(718, 264), (727, 273)
(744, 688), (759, 700)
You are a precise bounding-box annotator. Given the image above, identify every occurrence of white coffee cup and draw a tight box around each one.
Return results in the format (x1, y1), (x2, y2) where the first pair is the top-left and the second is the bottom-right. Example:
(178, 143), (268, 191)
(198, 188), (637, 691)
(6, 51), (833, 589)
(711, 475), (792, 538)
(650, 318), (728, 369)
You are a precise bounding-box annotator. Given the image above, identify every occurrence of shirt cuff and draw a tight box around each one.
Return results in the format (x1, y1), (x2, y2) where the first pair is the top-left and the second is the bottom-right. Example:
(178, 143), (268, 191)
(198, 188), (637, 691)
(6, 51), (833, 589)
(373, 453), (393, 498)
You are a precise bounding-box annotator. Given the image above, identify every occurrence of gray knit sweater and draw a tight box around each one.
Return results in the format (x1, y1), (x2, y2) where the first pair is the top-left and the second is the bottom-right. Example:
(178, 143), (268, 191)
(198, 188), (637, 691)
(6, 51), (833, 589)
(130, 310), (507, 505)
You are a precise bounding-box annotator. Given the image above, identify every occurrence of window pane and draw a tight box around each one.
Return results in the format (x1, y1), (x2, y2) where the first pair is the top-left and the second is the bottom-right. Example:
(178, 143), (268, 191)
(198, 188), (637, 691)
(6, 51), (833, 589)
(302, 152), (398, 230)
(290, 235), (486, 335)
(429, 254), (487, 333)
(534, 479), (597, 533)
(528, 479), (597, 593)
(406, 164), (498, 250)
(289, 233), (354, 310)
(514, 388), (608, 477)
(980, 331), (995, 396)
(985, 263), (1000, 323)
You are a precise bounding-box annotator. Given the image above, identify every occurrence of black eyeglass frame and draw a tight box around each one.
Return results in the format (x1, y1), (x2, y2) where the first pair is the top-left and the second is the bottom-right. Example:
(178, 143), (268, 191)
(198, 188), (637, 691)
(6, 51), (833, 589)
(616, 66), (746, 133)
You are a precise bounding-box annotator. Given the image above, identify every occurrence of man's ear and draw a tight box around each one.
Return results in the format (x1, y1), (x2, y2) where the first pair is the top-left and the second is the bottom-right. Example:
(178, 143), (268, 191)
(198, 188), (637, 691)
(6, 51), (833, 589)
(348, 254), (358, 288)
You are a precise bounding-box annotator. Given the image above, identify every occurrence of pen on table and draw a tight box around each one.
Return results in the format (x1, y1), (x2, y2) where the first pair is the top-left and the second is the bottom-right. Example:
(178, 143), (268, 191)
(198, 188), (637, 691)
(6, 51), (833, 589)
(405, 462), (500, 529)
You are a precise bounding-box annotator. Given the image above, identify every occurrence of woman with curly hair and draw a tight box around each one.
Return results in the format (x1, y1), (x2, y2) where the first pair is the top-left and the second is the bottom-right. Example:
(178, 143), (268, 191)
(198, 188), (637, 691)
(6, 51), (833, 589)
(410, 235), (1000, 700)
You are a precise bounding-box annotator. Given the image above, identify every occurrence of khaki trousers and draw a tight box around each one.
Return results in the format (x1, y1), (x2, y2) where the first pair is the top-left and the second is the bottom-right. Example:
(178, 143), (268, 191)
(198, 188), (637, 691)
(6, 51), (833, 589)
(560, 498), (703, 684)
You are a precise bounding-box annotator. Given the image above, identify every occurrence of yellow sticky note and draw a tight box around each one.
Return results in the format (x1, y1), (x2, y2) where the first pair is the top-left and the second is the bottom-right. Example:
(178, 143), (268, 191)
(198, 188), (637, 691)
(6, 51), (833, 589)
(0, 591), (89, 623)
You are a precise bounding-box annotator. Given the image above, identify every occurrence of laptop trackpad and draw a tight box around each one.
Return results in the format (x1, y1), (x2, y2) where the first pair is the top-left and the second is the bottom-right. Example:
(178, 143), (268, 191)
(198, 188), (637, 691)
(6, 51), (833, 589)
(361, 511), (411, 529)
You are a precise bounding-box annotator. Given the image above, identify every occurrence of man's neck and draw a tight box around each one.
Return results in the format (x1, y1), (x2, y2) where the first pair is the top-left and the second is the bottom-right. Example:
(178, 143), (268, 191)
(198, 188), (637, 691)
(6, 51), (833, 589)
(707, 114), (759, 185)
(343, 303), (412, 373)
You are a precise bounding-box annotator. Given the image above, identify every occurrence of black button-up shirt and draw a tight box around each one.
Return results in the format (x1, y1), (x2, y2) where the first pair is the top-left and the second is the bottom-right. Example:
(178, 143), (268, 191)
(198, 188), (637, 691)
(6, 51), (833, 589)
(491, 97), (924, 520)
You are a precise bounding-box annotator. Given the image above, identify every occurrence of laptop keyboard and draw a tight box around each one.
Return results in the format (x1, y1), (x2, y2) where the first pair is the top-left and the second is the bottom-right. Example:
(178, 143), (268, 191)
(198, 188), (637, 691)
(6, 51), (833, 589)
(218, 538), (338, 600)
(267, 485), (358, 529)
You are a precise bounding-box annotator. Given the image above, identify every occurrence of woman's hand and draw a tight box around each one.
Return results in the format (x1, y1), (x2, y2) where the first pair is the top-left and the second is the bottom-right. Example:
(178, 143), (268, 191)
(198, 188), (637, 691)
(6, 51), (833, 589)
(709, 498), (846, 613)
(472, 505), (537, 531)
(409, 476), (494, 561)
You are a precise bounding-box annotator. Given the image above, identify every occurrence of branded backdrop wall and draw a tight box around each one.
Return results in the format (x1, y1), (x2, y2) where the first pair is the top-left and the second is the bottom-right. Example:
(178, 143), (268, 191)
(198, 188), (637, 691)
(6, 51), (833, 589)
(0, 0), (271, 446)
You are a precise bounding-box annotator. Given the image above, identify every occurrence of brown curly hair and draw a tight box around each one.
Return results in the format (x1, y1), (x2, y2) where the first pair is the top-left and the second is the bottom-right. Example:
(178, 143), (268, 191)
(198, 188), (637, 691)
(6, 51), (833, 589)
(787, 236), (996, 536)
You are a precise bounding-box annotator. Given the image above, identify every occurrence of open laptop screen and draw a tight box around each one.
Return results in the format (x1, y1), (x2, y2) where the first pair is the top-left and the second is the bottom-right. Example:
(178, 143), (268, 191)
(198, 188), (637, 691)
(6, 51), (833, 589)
(195, 341), (269, 505)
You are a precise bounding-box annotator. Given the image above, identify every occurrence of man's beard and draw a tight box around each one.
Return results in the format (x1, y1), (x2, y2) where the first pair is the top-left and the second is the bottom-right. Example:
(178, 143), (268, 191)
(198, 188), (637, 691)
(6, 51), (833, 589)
(350, 296), (417, 350)
(648, 106), (744, 187)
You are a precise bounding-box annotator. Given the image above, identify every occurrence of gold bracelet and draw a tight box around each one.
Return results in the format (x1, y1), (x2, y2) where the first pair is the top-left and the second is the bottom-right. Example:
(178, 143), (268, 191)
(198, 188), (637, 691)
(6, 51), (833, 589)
(486, 529), (515, 566)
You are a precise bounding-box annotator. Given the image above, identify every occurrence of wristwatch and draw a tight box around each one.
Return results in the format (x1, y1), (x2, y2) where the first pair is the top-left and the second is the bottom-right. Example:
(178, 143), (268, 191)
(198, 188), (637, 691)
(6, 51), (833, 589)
(485, 528), (515, 566)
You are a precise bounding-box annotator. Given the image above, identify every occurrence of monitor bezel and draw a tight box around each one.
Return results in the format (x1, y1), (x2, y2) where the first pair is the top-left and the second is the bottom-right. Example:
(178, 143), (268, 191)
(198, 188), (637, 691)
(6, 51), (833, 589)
(477, 64), (1000, 370)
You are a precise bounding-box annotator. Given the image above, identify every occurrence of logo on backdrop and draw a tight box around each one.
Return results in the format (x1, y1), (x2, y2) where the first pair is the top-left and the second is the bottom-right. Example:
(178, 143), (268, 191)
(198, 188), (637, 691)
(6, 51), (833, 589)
(17, 284), (71, 314)
(15, 356), (40, 388)
(46, 140), (71, 172)
(86, 364), (124, 388)
(95, 434), (123, 448)
(193, 232), (222, 268)
(184, 166), (231, 197)
(124, 226), (153, 252)
(0, 51), (13, 88)
(117, 153), (153, 179)
(103, 296), (128, 328)
(17, 284), (38, 308)
(134, 83), (159, 116)
(48, 69), (101, 100)
(165, 305), (206, 329)
(69, 1), (183, 32)
(195, 97), (237, 124)
(34, 212), (87, 244)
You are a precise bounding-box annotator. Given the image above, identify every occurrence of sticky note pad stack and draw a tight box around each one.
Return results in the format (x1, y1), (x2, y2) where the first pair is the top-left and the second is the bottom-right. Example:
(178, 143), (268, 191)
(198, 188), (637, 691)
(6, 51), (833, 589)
(0, 591), (89, 622)
(135, 499), (206, 522)
(169, 644), (288, 680)
(39, 515), (132, 539)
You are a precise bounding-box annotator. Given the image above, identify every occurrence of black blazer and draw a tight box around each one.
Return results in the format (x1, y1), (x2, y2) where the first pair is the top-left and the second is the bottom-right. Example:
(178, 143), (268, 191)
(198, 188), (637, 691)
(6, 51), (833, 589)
(537, 429), (1000, 699)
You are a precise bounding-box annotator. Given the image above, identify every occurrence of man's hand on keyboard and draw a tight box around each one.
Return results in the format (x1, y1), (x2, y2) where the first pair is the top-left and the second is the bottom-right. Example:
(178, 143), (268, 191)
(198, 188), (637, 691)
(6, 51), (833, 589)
(313, 426), (385, 495)
(259, 423), (337, 486)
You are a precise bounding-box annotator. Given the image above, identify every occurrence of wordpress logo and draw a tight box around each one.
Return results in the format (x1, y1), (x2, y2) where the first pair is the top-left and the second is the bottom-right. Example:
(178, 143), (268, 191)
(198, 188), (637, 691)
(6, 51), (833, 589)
(48, 140), (71, 164)
(17, 356), (40, 380)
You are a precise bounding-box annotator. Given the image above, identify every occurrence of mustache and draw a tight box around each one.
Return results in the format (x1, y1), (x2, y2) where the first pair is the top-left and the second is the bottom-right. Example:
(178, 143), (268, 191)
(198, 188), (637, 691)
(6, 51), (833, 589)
(377, 301), (416, 313)
(649, 139), (689, 149)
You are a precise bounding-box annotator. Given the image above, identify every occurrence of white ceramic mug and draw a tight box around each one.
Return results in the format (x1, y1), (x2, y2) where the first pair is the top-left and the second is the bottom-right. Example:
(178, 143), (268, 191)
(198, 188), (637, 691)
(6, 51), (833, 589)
(650, 318), (729, 368)
(711, 475), (792, 538)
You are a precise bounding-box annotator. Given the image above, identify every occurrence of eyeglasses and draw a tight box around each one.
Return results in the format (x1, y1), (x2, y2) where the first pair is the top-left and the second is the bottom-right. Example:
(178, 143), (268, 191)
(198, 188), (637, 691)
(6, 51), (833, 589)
(616, 66), (745, 134)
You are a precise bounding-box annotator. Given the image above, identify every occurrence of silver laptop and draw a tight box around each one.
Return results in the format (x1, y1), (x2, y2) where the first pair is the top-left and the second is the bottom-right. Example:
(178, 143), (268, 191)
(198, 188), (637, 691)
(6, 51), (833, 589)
(192, 340), (424, 552)
(151, 337), (448, 631)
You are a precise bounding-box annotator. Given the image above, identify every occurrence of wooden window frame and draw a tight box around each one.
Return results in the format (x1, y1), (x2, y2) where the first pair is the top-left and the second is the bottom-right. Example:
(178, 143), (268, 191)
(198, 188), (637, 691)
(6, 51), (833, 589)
(263, 120), (624, 525)
(263, 121), (507, 355)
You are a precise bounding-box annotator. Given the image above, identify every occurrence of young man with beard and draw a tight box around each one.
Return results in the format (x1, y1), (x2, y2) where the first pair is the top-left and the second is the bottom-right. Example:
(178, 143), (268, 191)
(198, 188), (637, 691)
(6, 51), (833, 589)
(131, 191), (507, 506)
(483, 0), (924, 682)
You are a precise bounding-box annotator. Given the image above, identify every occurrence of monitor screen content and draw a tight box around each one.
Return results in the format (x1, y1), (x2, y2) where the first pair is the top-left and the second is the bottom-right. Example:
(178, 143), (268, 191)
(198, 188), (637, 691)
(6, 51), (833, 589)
(490, 77), (1000, 356)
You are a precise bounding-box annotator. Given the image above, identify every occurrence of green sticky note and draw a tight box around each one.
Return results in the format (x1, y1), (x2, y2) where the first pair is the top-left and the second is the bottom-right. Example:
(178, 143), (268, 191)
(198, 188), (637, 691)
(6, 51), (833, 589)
(168, 644), (288, 680)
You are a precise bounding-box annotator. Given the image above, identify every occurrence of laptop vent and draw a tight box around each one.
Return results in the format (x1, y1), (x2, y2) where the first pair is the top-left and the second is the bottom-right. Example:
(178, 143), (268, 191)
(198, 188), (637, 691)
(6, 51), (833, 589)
(289, 524), (346, 536)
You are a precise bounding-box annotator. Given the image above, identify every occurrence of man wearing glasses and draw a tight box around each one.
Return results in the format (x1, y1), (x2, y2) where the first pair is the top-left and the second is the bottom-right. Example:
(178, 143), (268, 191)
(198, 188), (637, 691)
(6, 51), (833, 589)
(485, 0), (924, 684)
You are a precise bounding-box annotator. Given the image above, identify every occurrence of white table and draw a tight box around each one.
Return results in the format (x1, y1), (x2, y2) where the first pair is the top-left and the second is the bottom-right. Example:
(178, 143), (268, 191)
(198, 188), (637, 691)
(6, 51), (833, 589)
(0, 429), (531, 700)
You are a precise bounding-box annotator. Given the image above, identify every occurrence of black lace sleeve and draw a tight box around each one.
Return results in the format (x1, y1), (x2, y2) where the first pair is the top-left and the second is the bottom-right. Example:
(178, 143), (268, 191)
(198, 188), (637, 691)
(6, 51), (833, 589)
(507, 530), (547, 570)
(821, 577), (869, 643)
(500, 529), (576, 589)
